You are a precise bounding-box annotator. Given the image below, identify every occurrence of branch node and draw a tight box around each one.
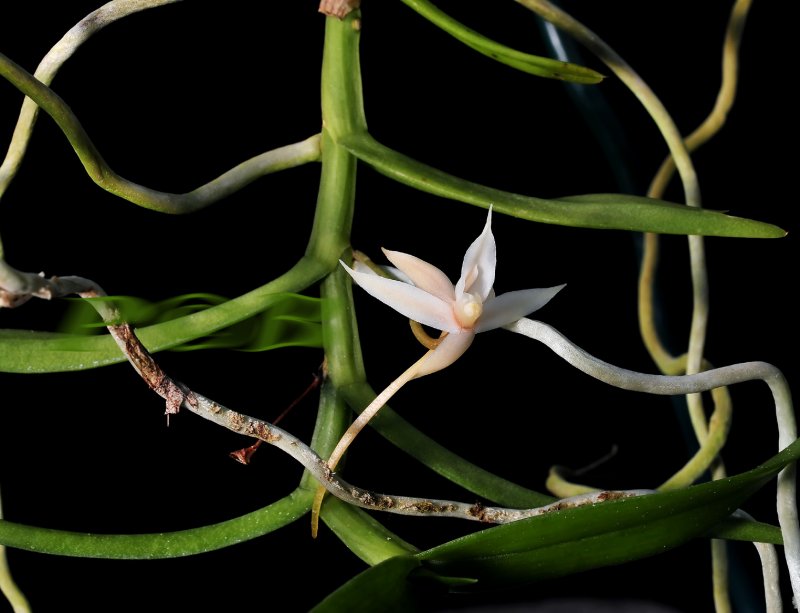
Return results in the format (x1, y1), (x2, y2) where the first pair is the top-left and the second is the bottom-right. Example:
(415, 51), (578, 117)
(318, 0), (360, 19)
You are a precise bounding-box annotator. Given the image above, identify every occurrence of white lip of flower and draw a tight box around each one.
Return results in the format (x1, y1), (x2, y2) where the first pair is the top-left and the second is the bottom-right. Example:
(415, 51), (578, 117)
(340, 207), (565, 376)
(311, 207), (564, 537)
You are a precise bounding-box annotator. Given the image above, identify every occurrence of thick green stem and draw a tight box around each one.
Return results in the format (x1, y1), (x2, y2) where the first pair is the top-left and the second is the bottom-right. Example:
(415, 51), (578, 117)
(304, 130), (357, 267)
(304, 12), (364, 268)
(320, 12), (367, 142)
(309, 12), (364, 384)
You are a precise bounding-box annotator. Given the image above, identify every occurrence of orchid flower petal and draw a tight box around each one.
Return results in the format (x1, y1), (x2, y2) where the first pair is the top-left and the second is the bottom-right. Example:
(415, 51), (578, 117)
(382, 249), (455, 302)
(413, 330), (475, 378)
(340, 261), (461, 333)
(455, 208), (496, 302)
(353, 261), (412, 284)
(475, 284), (566, 333)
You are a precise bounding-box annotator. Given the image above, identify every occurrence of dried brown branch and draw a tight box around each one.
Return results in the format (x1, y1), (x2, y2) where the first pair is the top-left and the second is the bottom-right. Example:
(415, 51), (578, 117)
(319, 0), (360, 20)
(0, 264), (195, 416)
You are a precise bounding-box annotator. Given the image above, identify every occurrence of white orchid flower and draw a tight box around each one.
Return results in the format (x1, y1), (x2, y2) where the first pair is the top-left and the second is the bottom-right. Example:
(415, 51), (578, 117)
(311, 208), (564, 536)
(342, 207), (565, 376)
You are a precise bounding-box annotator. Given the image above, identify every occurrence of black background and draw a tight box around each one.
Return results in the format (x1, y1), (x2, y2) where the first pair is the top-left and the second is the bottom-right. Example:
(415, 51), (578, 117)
(0, 2), (797, 611)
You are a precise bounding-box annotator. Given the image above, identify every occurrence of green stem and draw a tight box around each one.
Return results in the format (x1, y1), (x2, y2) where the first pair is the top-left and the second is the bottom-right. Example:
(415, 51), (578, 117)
(301, 377), (353, 491)
(305, 378), (417, 564)
(304, 11), (365, 267)
(306, 11), (417, 562)
(308, 11), (364, 386)
(320, 12), (368, 142)
(304, 130), (357, 267)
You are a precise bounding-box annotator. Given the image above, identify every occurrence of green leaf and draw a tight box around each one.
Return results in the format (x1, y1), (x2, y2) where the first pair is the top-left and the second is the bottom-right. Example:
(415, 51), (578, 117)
(339, 132), (785, 238)
(311, 555), (476, 613)
(0, 489), (311, 559)
(415, 438), (800, 588)
(412, 568), (478, 587)
(58, 292), (322, 352)
(311, 556), (480, 613)
(400, 0), (603, 84)
(310, 556), (424, 613)
(0, 258), (328, 374)
(0, 293), (321, 371)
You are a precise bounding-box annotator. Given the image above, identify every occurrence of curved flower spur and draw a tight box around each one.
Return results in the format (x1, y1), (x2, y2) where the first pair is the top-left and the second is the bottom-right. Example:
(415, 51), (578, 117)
(311, 208), (565, 535)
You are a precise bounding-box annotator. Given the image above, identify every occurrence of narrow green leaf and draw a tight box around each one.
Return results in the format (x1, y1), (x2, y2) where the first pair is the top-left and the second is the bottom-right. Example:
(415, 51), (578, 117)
(339, 132), (785, 238)
(400, 0), (603, 84)
(55, 292), (322, 354)
(0, 257), (328, 373)
(0, 294), (321, 372)
(0, 489), (311, 559)
(707, 518), (783, 545)
(415, 438), (800, 588)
